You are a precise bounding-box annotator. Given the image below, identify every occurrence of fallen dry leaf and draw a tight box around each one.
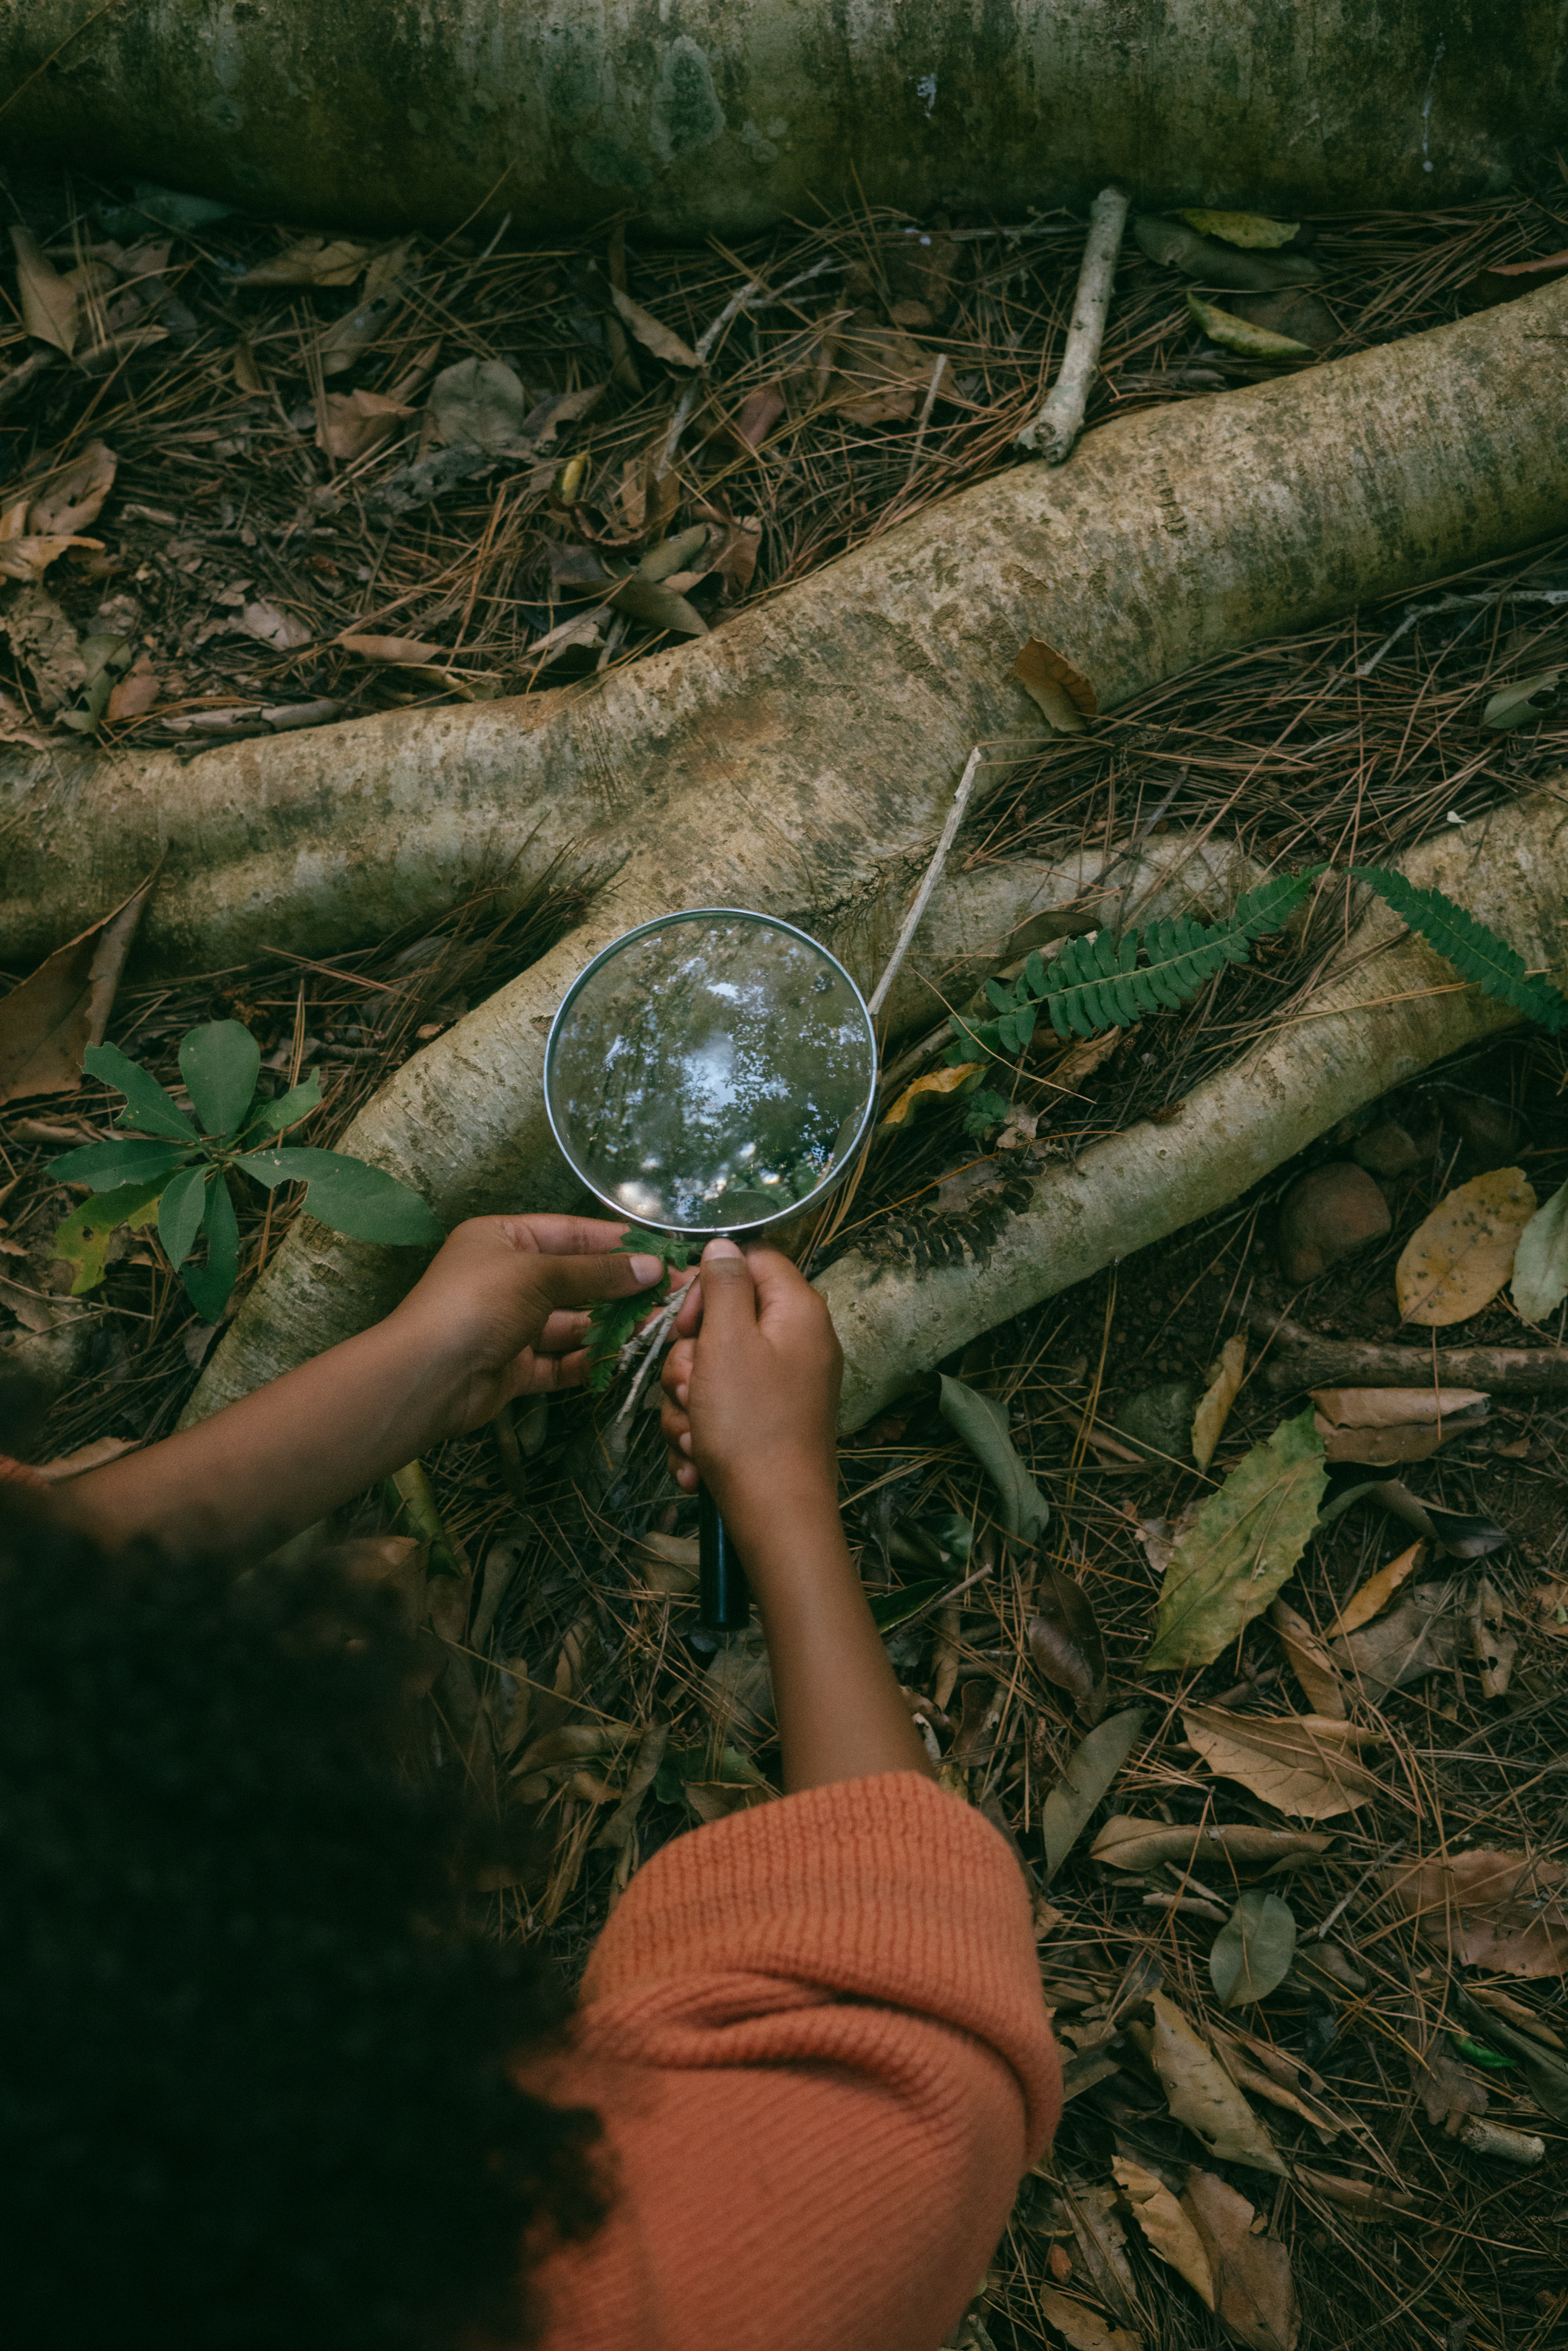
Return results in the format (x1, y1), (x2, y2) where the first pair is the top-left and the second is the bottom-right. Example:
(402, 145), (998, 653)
(0, 872), (155, 1103)
(10, 225), (77, 354)
(1408, 2029), (1489, 2131)
(1290, 2167), (1418, 2217)
(1145, 1409), (1326, 1671)
(1530, 1579), (1568, 1636)
(1182, 2168), (1300, 2351)
(337, 632), (443, 665)
(106, 651), (160, 721)
(1016, 635), (1099, 732)
(1182, 1705), (1382, 1821)
(1130, 1991), (1283, 2171)
(1396, 1167), (1536, 1327)
(0, 531), (103, 584)
(1326, 1539), (1422, 1636)
(1193, 1336), (1247, 1471)
(826, 319), (933, 423)
(238, 599), (311, 651)
(27, 440), (117, 535)
(1470, 1573), (1517, 1699)
(1312, 1386), (1487, 1428)
(609, 285), (700, 370)
(241, 234), (369, 288)
(1329, 1580), (1459, 1701)
(1040, 1709), (1145, 1882)
(316, 388), (414, 463)
(1035, 2287), (1141, 2351)
(1090, 1817), (1333, 1874)
(1383, 1848), (1568, 1978)
(232, 338), (265, 394)
(727, 381), (785, 449)
(1114, 2157), (1214, 2308)
(1267, 1597), (1346, 1717)
(1044, 1026), (1133, 1092)
(1029, 1564), (1108, 1720)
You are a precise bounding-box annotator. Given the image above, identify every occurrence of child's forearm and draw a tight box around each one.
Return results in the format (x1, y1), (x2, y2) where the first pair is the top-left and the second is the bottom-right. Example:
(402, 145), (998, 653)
(732, 1484), (935, 1794)
(52, 1319), (464, 1557)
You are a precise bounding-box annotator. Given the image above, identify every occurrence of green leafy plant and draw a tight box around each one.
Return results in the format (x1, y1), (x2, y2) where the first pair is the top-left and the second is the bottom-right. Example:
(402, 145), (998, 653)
(585, 1226), (693, 1393)
(948, 865), (1568, 1139)
(47, 1021), (445, 1322)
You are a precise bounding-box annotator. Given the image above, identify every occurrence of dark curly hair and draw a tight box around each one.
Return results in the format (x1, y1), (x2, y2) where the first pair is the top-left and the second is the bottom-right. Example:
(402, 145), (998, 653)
(0, 1495), (605, 2350)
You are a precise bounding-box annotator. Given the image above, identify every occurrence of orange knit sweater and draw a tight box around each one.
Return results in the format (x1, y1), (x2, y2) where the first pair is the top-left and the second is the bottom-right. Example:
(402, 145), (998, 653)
(520, 1771), (1061, 2351)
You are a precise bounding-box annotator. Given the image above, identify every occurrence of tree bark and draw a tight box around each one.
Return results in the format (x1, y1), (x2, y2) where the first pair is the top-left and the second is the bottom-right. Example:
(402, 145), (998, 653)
(1, 0), (1561, 237)
(1247, 1310), (1568, 1395)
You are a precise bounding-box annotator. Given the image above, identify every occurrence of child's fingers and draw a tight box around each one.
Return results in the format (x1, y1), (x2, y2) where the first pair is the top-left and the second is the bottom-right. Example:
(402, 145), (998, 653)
(670, 1271), (704, 1338)
(529, 1248), (664, 1311)
(690, 1236), (756, 1341)
(536, 1307), (591, 1353)
(502, 1214), (653, 1258)
(511, 1344), (591, 1394)
(662, 1335), (695, 1404)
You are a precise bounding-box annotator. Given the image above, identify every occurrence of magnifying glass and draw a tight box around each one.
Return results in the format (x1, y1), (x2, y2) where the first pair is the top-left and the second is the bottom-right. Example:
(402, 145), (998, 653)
(544, 909), (879, 1631)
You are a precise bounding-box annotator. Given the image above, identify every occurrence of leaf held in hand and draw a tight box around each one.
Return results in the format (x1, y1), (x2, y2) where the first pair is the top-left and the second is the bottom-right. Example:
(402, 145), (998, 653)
(1113, 2157), (1215, 2307)
(1187, 293), (1314, 359)
(179, 1019), (262, 1136)
(0, 874), (155, 1105)
(50, 1178), (164, 1295)
(1180, 209), (1301, 248)
(585, 1228), (692, 1393)
(1144, 1409), (1326, 1670)
(1134, 1992), (1283, 2171)
(1182, 1705), (1382, 1821)
(1396, 1167), (1536, 1326)
(1209, 1891), (1297, 2008)
(1038, 1707), (1145, 1882)
(236, 1146), (445, 1246)
(1191, 1334), (1246, 1471)
(938, 1373), (1049, 1543)
(1029, 1565), (1108, 1719)
(1511, 1177), (1568, 1326)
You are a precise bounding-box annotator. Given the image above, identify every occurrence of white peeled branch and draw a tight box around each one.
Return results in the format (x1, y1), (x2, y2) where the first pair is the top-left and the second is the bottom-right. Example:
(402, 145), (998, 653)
(1016, 186), (1130, 464)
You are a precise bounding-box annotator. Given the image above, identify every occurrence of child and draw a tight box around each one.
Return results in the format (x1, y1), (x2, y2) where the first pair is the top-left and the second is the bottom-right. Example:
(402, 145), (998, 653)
(2, 1214), (1060, 2350)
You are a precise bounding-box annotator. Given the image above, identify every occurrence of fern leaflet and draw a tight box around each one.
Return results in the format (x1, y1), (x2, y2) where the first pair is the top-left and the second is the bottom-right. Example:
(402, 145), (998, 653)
(1352, 865), (1568, 1033)
(1030, 867), (1321, 1040)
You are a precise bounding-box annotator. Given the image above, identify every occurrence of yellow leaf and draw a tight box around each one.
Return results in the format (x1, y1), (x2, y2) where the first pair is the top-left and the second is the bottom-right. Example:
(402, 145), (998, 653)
(1187, 294), (1313, 360)
(1396, 1167), (1536, 1326)
(1180, 209), (1301, 248)
(881, 1060), (979, 1129)
(1181, 1704), (1382, 1821)
(1113, 2157), (1216, 2309)
(1191, 1334), (1246, 1470)
(10, 225), (77, 355)
(1325, 1540), (1422, 1636)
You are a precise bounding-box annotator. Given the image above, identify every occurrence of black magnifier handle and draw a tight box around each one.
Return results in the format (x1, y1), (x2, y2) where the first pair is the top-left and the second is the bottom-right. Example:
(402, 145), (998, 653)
(698, 1483), (751, 1630)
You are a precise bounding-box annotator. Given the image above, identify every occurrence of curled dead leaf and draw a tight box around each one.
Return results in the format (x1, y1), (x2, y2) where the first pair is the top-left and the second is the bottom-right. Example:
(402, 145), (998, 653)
(1129, 1991), (1284, 2171)
(1113, 2157), (1214, 2308)
(10, 225), (76, 354)
(1028, 1565), (1108, 1720)
(316, 388), (414, 463)
(337, 631), (443, 664)
(1016, 636), (1099, 732)
(609, 285), (700, 370)
(27, 440), (117, 535)
(1090, 1817), (1333, 1874)
(0, 872), (155, 1104)
(1328, 1581), (1459, 1701)
(1326, 1540), (1422, 1636)
(1192, 1336), (1247, 1471)
(1182, 2168), (1300, 2351)
(1267, 1597), (1346, 1718)
(1181, 1705), (1382, 1821)
(1383, 1848), (1568, 1978)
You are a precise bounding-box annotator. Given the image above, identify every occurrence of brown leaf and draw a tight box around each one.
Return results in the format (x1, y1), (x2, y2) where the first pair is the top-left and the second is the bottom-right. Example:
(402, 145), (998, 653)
(1315, 1419), (1456, 1465)
(240, 235), (369, 288)
(232, 338), (265, 394)
(1408, 2031), (1488, 2130)
(1396, 1168), (1536, 1327)
(1046, 1027), (1133, 1091)
(1290, 2168), (1418, 2217)
(10, 226), (77, 355)
(316, 387), (415, 463)
(1016, 636), (1099, 732)
(106, 651), (160, 721)
(1193, 1336), (1247, 1471)
(730, 382), (785, 448)
(1326, 1539), (1422, 1635)
(1090, 1817), (1333, 1874)
(684, 1778), (774, 1823)
(0, 531), (103, 584)
(1181, 2168), (1300, 2351)
(1383, 1848), (1568, 1977)
(1459, 245), (1568, 313)
(1312, 1386), (1488, 1428)
(0, 585), (85, 710)
(826, 320), (933, 423)
(1035, 2287), (1142, 2351)
(0, 873), (156, 1104)
(609, 285), (700, 370)
(608, 575), (709, 636)
(27, 440), (117, 535)
(1029, 1565), (1108, 1719)
(1181, 1705), (1382, 1821)
(1470, 1573), (1517, 1698)
(337, 631), (443, 664)
(1267, 1598), (1346, 1718)
(238, 599), (311, 651)
(882, 1060), (981, 1129)
(1113, 2157), (1215, 2308)
(1131, 1991), (1284, 2171)
(1328, 1581), (1459, 1701)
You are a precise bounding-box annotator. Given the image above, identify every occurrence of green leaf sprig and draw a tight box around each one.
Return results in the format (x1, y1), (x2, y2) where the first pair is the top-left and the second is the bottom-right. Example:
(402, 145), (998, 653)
(585, 1226), (693, 1395)
(47, 1020), (445, 1321)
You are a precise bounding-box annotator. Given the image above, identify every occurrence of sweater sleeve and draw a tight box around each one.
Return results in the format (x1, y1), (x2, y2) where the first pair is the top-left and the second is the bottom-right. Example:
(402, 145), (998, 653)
(523, 1771), (1060, 2351)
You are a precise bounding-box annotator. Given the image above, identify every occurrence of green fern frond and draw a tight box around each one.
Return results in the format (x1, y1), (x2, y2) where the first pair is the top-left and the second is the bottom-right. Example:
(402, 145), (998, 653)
(1352, 866), (1568, 1033)
(1026, 868), (1321, 1040)
(585, 1228), (693, 1393)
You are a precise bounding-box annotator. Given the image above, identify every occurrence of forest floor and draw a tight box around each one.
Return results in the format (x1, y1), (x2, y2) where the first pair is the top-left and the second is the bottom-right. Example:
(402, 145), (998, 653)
(4, 163), (1568, 2351)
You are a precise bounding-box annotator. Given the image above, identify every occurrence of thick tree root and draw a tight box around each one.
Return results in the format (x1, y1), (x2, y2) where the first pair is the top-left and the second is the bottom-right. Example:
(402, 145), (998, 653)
(818, 789), (1568, 1429)
(1248, 1311), (1568, 1396)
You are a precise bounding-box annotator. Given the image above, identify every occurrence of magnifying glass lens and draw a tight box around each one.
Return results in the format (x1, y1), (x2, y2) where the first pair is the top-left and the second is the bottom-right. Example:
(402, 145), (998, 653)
(545, 913), (876, 1235)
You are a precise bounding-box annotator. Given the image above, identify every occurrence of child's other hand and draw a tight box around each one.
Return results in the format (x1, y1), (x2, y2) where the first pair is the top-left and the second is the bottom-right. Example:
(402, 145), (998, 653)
(659, 1240), (841, 1543)
(386, 1215), (677, 1435)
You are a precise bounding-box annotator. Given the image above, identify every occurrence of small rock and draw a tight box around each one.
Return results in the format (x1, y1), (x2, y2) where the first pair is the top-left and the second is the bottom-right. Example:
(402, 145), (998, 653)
(1114, 1378), (1199, 1464)
(1434, 1088), (1527, 1169)
(1354, 1120), (1422, 1177)
(1275, 1163), (1391, 1283)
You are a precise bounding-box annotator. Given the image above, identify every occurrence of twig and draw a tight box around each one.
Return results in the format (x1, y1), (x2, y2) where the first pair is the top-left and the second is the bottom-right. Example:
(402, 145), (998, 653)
(1354, 586), (1568, 678)
(866, 745), (984, 1019)
(903, 354), (948, 479)
(613, 1286), (686, 1426)
(1015, 185), (1130, 463)
(1246, 1304), (1568, 1393)
(1315, 1834), (1408, 1942)
(663, 255), (850, 474)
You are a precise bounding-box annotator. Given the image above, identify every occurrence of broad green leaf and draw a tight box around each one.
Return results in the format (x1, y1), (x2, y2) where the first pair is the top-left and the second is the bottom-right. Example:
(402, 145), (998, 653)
(1039, 1707), (1145, 1882)
(1511, 1177), (1568, 1326)
(183, 1171), (239, 1322)
(1187, 293), (1313, 359)
(236, 1145), (445, 1245)
(83, 1040), (199, 1142)
(1179, 208), (1301, 248)
(179, 1019), (262, 1135)
(157, 1162), (211, 1270)
(939, 1373), (1050, 1543)
(241, 1069), (322, 1140)
(1144, 1408), (1327, 1670)
(1482, 670), (1563, 731)
(50, 1178), (164, 1296)
(46, 1136), (195, 1191)
(869, 1576), (947, 1633)
(1209, 1891), (1297, 2007)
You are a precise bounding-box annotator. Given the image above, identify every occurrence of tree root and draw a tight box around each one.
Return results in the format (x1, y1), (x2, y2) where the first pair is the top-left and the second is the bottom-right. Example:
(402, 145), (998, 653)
(1247, 1310), (1568, 1395)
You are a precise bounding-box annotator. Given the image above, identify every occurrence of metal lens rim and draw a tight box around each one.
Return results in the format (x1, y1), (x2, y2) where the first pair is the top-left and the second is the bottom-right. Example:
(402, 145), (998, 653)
(542, 906), (879, 1236)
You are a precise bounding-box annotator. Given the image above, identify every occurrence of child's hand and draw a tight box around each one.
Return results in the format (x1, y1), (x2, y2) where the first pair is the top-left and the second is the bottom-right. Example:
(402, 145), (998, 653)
(386, 1214), (673, 1436)
(659, 1240), (842, 1545)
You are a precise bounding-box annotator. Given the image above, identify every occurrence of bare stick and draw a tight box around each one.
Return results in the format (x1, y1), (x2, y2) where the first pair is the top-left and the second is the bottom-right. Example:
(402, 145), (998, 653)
(613, 1285), (686, 1426)
(866, 746), (984, 1021)
(1016, 184), (1129, 464)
